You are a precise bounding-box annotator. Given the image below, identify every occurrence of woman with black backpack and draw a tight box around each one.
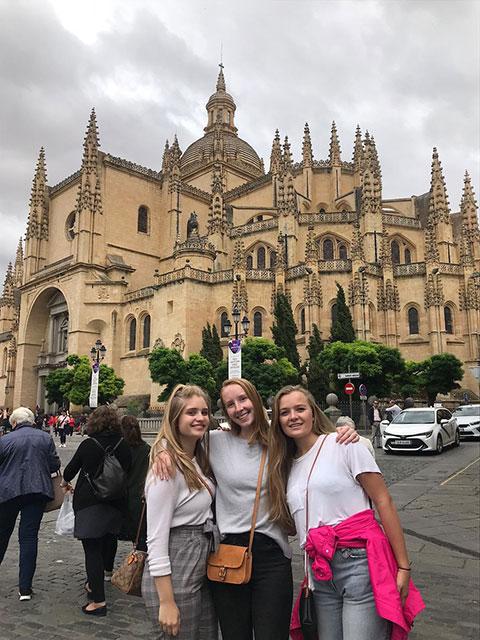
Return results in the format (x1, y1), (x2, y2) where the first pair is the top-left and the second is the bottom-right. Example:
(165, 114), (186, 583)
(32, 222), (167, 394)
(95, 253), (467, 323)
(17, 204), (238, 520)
(62, 406), (132, 616)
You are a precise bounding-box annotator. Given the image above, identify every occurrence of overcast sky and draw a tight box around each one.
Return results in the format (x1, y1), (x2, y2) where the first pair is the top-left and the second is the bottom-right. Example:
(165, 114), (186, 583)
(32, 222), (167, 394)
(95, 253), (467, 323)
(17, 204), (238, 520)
(0, 0), (478, 278)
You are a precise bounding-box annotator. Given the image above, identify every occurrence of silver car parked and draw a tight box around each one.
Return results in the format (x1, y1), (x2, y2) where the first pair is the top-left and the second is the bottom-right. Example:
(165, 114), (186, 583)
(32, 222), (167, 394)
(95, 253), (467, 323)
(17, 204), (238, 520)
(452, 404), (480, 439)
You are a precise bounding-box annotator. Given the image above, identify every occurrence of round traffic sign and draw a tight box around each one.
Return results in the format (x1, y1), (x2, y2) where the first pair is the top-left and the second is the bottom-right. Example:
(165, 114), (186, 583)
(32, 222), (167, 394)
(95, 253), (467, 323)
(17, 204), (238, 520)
(344, 382), (355, 395)
(359, 383), (367, 396)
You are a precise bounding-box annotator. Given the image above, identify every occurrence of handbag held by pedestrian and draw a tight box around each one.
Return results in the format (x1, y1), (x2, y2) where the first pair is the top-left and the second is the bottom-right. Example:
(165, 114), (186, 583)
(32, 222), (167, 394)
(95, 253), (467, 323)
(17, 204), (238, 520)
(55, 493), (75, 537)
(207, 448), (267, 585)
(84, 437), (127, 501)
(45, 471), (64, 513)
(111, 501), (146, 597)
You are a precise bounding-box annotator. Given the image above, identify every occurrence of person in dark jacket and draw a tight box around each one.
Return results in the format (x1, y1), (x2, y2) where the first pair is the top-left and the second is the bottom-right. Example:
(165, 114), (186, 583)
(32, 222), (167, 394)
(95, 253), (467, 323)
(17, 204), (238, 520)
(0, 407), (60, 600)
(63, 406), (131, 616)
(119, 416), (150, 550)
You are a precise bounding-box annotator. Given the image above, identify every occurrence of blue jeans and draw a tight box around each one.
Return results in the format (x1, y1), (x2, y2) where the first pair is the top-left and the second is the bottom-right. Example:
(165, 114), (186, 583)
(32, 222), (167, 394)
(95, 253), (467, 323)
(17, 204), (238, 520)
(312, 547), (391, 640)
(0, 494), (47, 592)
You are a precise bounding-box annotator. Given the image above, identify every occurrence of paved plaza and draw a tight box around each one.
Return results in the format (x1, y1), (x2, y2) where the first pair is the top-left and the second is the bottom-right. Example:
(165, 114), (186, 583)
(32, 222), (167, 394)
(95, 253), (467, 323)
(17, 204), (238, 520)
(0, 435), (479, 639)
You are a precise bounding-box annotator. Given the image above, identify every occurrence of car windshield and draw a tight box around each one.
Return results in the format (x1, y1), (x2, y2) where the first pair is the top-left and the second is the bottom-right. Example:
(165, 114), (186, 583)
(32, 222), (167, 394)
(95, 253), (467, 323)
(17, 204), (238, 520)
(453, 406), (480, 417)
(392, 410), (435, 424)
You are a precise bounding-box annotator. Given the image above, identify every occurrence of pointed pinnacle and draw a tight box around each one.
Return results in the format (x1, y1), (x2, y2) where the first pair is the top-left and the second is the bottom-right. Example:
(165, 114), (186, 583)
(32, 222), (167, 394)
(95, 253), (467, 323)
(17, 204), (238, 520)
(216, 65), (226, 91)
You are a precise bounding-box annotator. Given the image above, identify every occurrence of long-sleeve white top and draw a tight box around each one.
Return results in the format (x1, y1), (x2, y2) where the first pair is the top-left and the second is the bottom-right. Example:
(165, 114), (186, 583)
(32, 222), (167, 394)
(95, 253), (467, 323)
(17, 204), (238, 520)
(145, 459), (214, 576)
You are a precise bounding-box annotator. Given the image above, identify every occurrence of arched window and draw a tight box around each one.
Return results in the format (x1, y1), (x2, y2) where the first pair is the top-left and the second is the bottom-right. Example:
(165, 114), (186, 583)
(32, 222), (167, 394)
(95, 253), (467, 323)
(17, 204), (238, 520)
(300, 308), (306, 334)
(331, 303), (338, 327)
(246, 255), (253, 269)
(319, 208), (326, 214)
(338, 244), (347, 260)
(65, 211), (76, 241)
(404, 248), (412, 264)
(270, 251), (277, 269)
(129, 318), (137, 351)
(257, 246), (266, 269)
(323, 239), (334, 260)
(253, 312), (263, 337)
(142, 315), (151, 349)
(408, 307), (419, 335)
(391, 240), (400, 264)
(220, 312), (229, 338)
(444, 306), (454, 334)
(137, 206), (149, 234)
(58, 316), (69, 353)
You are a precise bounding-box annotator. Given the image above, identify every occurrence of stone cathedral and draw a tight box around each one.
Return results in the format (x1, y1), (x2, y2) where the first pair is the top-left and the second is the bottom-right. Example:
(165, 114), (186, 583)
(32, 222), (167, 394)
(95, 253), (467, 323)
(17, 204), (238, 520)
(0, 66), (479, 411)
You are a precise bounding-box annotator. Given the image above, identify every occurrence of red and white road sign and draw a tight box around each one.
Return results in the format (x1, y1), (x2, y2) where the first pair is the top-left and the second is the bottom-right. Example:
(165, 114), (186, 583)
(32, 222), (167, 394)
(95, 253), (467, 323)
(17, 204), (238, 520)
(344, 382), (355, 395)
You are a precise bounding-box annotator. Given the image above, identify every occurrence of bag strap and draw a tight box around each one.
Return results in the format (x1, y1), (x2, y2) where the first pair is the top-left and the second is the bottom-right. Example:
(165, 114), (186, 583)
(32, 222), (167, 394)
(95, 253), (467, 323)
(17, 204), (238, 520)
(89, 436), (123, 455)
(304, 435), (328, 589)
(198, 474), (215, 500)
(247, 447), (267, 555)
(133, 499), (146, 550)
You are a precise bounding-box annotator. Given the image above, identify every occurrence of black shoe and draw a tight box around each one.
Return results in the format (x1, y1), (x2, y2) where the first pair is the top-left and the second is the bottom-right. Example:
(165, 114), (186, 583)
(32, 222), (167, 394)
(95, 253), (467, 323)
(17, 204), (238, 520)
(18, 589), (33, 601)
(81, 604), (107, 616)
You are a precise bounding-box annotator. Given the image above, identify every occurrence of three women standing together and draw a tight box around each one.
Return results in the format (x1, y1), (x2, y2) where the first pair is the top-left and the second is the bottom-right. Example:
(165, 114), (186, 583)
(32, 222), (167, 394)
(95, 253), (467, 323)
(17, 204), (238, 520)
(145, 378), (423, 640)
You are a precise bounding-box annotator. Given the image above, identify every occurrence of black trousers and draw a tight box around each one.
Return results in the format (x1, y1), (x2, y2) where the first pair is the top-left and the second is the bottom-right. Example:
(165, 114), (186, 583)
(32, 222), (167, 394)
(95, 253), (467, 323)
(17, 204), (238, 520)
(210, 532), (293, 640)
(81, 533), (117, 603)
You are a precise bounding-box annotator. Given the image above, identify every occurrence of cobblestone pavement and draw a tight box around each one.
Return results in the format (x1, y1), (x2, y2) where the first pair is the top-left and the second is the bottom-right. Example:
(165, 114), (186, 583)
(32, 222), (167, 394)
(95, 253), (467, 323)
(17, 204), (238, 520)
(1, 435), (479, 639)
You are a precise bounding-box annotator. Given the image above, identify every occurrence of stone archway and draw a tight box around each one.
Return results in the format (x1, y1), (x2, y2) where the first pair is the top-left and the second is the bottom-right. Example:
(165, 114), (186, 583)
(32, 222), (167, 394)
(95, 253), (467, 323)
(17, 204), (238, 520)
(14, 287), (70, 411)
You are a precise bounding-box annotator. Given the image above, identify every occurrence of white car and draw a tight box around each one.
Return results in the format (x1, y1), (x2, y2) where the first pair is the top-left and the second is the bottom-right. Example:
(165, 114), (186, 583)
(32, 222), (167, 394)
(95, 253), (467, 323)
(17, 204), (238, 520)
(381, 407), (460, 454)
(452, 404), (480, 439)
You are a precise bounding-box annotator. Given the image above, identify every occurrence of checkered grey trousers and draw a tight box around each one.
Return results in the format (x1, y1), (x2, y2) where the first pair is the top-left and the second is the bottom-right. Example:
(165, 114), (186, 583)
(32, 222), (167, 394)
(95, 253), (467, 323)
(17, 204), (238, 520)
(142, 524), (218, 640)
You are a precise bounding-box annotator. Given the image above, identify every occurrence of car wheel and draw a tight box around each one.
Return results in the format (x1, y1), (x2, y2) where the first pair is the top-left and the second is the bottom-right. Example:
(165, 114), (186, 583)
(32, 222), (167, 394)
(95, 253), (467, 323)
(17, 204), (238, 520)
(453, 429), (461, 447)
(435, 435), (443, 455)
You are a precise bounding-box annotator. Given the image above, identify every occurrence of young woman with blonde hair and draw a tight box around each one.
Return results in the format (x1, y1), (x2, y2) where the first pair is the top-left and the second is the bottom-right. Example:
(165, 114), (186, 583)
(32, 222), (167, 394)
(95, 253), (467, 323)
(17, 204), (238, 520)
(142, 384), (217, 639)
(157, 378), (358, 640)
(269, 385), (424, 640)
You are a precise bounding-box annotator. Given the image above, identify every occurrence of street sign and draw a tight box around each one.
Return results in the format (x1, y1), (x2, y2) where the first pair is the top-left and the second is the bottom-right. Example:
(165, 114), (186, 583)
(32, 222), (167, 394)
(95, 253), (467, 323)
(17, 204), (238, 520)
(338, 372), (360, 380)
(344, 382), (355, 395)
(359, 383), (367, 396)
(360, 395), (368, 401)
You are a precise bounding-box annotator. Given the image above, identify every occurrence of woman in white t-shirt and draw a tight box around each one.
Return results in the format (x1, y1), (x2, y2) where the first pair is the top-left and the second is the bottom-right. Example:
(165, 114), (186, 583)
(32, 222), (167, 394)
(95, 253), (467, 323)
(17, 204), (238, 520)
(142, 384), (218, 640)
(268, 385), (424, 640)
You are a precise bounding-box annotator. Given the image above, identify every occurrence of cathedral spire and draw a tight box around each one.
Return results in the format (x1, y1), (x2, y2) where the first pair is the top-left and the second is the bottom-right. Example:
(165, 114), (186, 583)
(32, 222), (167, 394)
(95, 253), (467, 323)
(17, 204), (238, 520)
(170, 135), (182, 167)
(352, 124), (363, 172)
(460, 171), (479, 232)
(302, 123), (313, 168)
(329, 121), (341, 165)
(269, 129), (282, 174)
(216, 63), (226, 91)
(26, 147), (48, 240)
(162, 139), (170, 171)
(428, 147), (450, 225)
(14, 238), (23, 288)
(283, 136), (293, 171)
(1, 263), (14, 306)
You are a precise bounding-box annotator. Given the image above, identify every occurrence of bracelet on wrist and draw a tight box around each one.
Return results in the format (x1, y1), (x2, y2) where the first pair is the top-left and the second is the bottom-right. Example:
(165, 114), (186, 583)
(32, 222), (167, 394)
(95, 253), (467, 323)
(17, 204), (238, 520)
(397, 562), (412, 571)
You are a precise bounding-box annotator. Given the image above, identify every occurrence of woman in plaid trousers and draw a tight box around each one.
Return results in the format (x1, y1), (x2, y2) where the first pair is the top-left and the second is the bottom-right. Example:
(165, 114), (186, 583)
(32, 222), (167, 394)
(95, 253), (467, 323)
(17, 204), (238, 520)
(142, 384), (218, 639)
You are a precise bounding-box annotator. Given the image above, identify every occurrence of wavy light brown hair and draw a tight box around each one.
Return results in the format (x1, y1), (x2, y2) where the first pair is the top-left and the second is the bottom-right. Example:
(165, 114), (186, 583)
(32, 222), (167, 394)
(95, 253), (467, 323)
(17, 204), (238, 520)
(268, 385), (335, 532)
(86, 406), (121, 435)
(149, 384), (212, 491)
(220, 378), (269, 446)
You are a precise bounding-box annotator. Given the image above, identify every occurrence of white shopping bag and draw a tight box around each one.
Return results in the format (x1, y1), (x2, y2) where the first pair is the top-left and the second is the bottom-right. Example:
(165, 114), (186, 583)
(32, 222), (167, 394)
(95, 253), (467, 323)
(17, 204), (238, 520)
(55, 493), (75, 536)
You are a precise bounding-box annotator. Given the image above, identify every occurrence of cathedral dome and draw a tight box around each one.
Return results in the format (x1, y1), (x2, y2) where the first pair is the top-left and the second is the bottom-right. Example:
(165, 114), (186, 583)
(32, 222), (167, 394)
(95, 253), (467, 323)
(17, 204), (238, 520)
(180, 66), (264, 178)
(180, 131), (263, 176)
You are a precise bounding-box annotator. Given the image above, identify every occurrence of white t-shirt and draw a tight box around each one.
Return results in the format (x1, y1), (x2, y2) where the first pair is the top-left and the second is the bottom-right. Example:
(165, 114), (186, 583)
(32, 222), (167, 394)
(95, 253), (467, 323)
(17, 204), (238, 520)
(209, 430), (291, 558)
(287, 433), (381, 547)
(145, 459), (214, 576)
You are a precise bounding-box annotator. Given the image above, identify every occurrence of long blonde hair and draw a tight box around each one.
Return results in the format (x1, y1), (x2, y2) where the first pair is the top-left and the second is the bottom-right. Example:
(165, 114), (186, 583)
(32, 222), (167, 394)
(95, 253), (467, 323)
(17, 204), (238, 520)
(268, 385), (335, 532)
(149, 384), (212, 491)
(220, 378), (269, 446)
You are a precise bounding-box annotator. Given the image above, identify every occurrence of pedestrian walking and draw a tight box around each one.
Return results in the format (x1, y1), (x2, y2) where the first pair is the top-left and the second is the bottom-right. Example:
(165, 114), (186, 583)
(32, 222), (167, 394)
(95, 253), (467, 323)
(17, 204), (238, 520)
(57, 410), (69, 447)
(367, 400), (384, 449)
(385, 399), (402, 422)
(269, 385), (425, 640)
(118, 415), (150, 551)
(142, 384), (218, 639)
(335, 415), (375, 457)
(0, 407), (61, 600)
(155, 379), (358, 640)
(62, 406), (132, 616)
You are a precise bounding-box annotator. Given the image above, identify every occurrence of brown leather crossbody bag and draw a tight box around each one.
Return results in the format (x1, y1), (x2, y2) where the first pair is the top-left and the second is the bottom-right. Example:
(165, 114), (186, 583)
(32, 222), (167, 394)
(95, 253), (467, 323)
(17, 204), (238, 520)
(207, 447), (267, 585)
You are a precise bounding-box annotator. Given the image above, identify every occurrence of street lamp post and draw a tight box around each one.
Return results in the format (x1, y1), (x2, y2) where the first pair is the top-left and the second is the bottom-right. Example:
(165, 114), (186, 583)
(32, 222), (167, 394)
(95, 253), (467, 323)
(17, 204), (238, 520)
(89, 339), (106, 408)
(224, 305), (250, 379)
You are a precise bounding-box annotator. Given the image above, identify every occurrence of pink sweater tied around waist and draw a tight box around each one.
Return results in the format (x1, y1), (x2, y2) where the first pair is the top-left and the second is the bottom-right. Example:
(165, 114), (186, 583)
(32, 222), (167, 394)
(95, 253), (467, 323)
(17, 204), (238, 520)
(290, 509), (425, 640)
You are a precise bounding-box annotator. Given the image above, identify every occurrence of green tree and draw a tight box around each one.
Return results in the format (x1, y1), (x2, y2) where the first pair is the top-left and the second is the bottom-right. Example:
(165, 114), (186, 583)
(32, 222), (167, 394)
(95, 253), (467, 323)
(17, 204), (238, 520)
(330, 283), (355, 343)
(200, 323), (223, 367)
(185, 353), (217, 399)
(45, 354), (124, 407)
(305, 324), (330, 402)
(214, 338), (299, 403)
(148, 348), (187, 400)
(319, 341), (405, 398)
(271, 293), (300, 369)
(414, 353), (464, 405)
